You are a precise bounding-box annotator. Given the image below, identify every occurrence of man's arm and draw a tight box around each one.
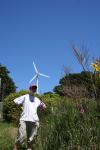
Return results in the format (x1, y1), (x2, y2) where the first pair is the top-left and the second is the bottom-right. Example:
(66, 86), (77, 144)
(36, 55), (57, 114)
(14, 95), (25, 105)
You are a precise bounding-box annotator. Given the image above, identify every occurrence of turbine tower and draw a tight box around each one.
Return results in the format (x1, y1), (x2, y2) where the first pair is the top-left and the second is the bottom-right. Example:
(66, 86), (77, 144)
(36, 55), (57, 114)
(29, 61), (50, 94)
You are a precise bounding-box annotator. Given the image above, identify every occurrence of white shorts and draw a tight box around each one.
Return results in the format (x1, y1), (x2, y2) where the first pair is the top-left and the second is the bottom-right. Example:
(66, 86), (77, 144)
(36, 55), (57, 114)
(15, 120), (39, 144)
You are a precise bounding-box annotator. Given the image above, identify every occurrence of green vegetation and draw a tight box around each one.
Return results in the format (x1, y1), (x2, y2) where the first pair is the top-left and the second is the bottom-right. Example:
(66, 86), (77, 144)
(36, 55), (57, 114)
(3, 90), (29, 122)
(34, 98), (100, 150)
(54, 71), (100, 99)
(0, 64), (16, 101)
(1, 94), (100, 149)
(0, 122), (16, 150)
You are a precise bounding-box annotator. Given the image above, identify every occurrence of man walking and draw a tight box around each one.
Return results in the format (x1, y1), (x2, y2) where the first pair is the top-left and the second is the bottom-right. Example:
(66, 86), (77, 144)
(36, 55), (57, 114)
(13, 85), (46, 150)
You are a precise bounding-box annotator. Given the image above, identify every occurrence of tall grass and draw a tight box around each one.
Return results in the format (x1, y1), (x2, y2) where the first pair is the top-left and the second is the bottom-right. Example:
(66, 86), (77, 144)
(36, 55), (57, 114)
(35, 98), (100, 150)
(0, 122), (16, 150)
(1, 98), (100, 149)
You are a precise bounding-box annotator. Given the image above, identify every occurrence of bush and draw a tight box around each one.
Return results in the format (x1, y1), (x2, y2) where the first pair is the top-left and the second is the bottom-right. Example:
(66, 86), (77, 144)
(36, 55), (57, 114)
(3, 90), (29, 123)
(38, 93), (61, 120)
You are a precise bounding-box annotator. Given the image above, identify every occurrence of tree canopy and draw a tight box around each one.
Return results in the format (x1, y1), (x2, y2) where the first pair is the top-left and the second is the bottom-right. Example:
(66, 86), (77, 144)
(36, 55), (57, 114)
(0, 64), (16, 101)
(53, 71), (100, 99)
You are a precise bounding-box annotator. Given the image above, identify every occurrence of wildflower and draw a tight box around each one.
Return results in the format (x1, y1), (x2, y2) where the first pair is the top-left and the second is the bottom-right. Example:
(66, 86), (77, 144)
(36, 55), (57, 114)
(91, 60), (100, 72)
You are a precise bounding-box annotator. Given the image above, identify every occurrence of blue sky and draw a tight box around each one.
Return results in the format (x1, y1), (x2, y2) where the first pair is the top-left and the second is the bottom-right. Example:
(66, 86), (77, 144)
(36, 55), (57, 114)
(0, 0), (100, 93)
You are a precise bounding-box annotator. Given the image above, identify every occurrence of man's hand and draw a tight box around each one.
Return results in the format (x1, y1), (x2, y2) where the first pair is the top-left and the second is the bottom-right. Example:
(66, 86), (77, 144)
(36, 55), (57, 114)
(39, 101), (46, 110)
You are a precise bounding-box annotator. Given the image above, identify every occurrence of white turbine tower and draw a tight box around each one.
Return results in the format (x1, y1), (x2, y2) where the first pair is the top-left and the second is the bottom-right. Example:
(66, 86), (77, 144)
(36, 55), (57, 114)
(29, 61), (50, 94)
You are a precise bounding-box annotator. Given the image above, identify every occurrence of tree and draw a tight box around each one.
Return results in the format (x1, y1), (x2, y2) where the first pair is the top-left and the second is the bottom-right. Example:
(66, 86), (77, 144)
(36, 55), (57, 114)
(0, 64), (16, 101)
(71, 45), (100, 111)
(53, 71), (100, 99)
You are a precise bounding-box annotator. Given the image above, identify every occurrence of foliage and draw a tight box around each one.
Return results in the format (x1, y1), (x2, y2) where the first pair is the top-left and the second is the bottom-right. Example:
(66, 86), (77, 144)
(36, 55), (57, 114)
(3, 87), (100, 149)
(54, 47), (100, 112)
(0, 122), (16, 150)
(40, 93), (61, 107)
(71, 45), (100, 111)
(1, 98), (100, 149)
(38, 93), (61, 120)
(54, 71), (100, 100)
(0, 64), (16, 101)
(33, 98), (100, 150)
(3, 90), (29, 122)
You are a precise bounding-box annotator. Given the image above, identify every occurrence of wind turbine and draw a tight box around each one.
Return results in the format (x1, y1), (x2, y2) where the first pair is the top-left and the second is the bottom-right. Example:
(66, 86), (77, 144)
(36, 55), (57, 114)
(29, 61), (50, 94)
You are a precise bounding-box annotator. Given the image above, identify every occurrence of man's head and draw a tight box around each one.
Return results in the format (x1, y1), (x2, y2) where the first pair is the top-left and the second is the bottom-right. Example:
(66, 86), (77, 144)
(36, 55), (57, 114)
(29, 85), (37, 93)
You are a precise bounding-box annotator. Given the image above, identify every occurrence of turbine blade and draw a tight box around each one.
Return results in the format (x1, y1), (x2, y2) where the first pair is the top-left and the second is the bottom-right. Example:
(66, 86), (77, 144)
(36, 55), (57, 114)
(39, 73), (50, 78)
(33, 61), (38, 73)
(29, 74), (37, 83)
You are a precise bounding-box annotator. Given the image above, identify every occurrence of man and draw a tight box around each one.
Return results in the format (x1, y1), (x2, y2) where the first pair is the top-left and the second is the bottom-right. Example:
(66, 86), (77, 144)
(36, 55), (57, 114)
(13, 85), (46, 150)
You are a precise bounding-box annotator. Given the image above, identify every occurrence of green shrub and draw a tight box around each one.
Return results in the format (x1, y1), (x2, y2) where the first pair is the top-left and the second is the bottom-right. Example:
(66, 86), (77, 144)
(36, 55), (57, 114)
(38, 93), (61, 119)
(3, 90), (29, 123)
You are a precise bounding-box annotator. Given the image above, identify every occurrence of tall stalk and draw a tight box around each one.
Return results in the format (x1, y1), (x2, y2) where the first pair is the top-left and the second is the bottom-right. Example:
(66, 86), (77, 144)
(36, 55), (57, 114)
(72, 45), (100, 111)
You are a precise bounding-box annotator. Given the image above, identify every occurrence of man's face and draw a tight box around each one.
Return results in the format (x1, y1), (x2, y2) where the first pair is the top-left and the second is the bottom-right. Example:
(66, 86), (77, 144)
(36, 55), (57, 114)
(29, 88), (37, 94)
(29, 85), (37, 94)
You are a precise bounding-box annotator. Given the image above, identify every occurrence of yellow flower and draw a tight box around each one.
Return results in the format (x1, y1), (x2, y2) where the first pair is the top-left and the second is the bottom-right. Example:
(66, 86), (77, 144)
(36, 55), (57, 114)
(91, 61), (100, 71)
(91, 63), (98, 70)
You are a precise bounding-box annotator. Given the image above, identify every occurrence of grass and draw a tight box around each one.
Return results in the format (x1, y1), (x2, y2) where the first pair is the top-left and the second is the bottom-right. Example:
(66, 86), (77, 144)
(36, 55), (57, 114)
(1, 98), (100, 150)
(0, 122), (16, 150)
(0, 122), (27, 150)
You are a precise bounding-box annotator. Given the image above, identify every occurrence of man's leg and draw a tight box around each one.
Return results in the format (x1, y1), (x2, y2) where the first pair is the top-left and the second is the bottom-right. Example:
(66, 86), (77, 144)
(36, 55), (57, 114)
(13, 143), (20, 150)
(13, 120), (26, 150)
(26, 121), (39, 150)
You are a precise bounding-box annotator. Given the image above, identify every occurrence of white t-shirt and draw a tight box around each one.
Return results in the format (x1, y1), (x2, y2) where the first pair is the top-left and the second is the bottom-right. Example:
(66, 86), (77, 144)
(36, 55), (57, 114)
(14, 94), (44, 122)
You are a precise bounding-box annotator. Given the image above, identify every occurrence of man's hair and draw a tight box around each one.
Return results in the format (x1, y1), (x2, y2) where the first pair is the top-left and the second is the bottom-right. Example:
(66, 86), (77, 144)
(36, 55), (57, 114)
(29, 85), (37, 91)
